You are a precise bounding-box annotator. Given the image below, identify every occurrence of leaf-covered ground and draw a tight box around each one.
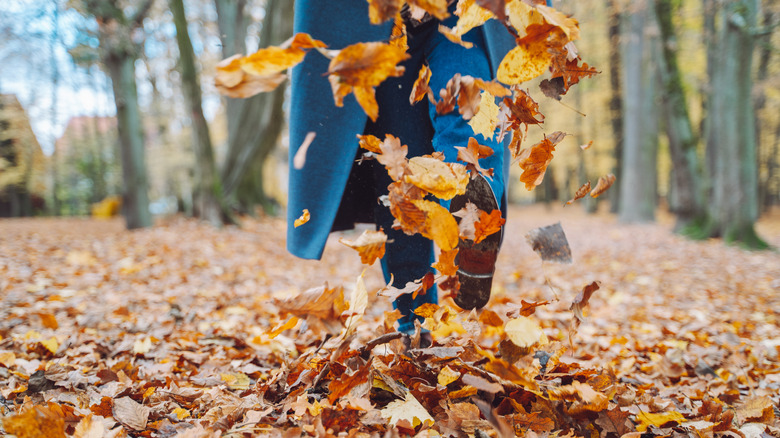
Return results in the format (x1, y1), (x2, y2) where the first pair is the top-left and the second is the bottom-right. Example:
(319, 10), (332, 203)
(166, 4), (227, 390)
(1, 205), (779, 438)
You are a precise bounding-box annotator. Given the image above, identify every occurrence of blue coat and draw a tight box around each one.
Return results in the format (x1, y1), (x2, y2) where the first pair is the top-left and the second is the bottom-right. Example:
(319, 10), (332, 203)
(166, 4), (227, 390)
(287, 1), (516, 260)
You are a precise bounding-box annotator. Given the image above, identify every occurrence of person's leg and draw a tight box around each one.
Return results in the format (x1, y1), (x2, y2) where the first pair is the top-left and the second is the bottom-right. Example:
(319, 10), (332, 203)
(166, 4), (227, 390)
(424, 16), (506, 207)
(423, 15), (507, 309)
(364, 22), (438, 334)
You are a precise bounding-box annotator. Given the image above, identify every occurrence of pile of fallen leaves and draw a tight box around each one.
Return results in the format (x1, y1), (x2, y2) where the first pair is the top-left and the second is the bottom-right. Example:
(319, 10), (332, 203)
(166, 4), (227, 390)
(1, 206), (779, 437)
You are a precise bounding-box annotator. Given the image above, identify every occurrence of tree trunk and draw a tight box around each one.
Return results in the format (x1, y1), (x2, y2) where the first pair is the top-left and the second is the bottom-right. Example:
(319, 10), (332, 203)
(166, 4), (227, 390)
(618, 0), (658, 223)
(705, 0), (766, 248)
(754, 8), (774, 213)
(606, 0), (624, 214)
(216, 0), (292, 214)
(105, 55), (152, 229)
(654, 0), (706, 231)
(170, 0), (227, 226)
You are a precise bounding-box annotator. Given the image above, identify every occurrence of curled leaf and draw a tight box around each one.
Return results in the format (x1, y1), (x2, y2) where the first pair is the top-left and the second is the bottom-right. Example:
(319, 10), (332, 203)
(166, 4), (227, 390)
(589, 174), (616, 198)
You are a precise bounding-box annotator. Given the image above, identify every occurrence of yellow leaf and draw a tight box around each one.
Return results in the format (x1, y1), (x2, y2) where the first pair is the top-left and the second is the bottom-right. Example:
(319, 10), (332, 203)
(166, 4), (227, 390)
(267, 316), (300, 339)
(536, 4), (580, 40)
(72, 414), (105, 438)
(143, 387), (156, 400)
(339, 229), (388, 265)
(451, 0), (494, 37)
(173, 408), (190, 420)
(220, 372), (251, 390)
(506, 0), (545, 35)
(411, 199), (459, 251)
(636, 411), (686, 432)
(294, 209), (310, 227)
(3, 406), (66, 438)
(469, 91), (499, 140)
(0, 351), (16, 367)
(405, 156), (469, 200)
(344, 270), (369, 333)
(133, 337), (153, 355)
(381, 391), (434, 428)
(449, 385), (479, 398)
(41, 337), (58, 354)
(504, 316), (547, 349)
(438, 366), (461, 386)
(497, 43), (552, 85)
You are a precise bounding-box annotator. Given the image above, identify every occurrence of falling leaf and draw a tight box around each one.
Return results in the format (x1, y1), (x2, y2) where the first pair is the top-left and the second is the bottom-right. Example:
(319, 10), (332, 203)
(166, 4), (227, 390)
(377, 135), (409, 182)
(504, 316), (548, 350)
(475, 0), (506, 20)
(367, 0), (402, 24)
(294, 209), (310, 228)
(497, 42), (552, 85)
(432, 248), (459, 276)
(328, 42), (409, 121)
(456, 137), (494, 178)
(275, 284), (347, 334)
(344, 270), (369, 332)
(449, 0), (494, 38)
(570, 281), (600, 322)
(411, 199), (459, 251)
(536, 5), (580, 40)
(405, 156), (469, 200)
(381, 391), (435, 428)
(452, 202), (480, 241)
(293, 132), (316, 169)
(590, 174), (616, 198)
(580, 140), (593, 150)
(469, 91), (500, 140)
(409, 0), (450, 20)
(518, 131), (565, 190)
(507, 300), (550, 318)
(215, 55), (287, 98)
(340, 229), (388, 265)
(474, 209), (505, 244)
(525, 222), (572, 263)
(112, 396), (150, 431)
(565, 181), (591, 206)
(410, 64), (432, 105)
(438, 25), (474, 48)
(357, 134), (383, 154)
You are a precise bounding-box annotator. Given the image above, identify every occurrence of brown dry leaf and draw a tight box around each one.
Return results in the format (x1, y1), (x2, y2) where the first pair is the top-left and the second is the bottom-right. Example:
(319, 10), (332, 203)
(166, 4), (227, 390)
(410, 64), (432, 105)
(214, 55), (287, 98)
(518, 131), (566, 190)
(405, 156), (469, 200)
(328, 361), (371, 403)
(112, 396), (150, 431)
(2, 406), (66, 438)
(595, 408), (633, 437)
(564, 181), (591, 206)
(275, 284), (346, 328)
(475, 0), (506, 20)
(367, 0), (403, 24)
(294, 209), (310, 228)
(377, 135), (409, 181)
(737, 396), (776, 423)
(433, 248), (459, 276)
(590, 174), (616, 198)
(72, 414), (105, 438)
(391, 15), (408, 51)
(388, 181), (427, 235)
(0, 351), (16, 367)
(411, 199), (460, 251)
(507, 299), (550, 317)
(474, 209), (505, 244)
(452, 201), (480, 241)
(570, 281), (600, 322)
(339, 229), (388, 265)
(456, 137), (494, 178)
(328, 42), (409, 121)
(293, 132), (316, 170)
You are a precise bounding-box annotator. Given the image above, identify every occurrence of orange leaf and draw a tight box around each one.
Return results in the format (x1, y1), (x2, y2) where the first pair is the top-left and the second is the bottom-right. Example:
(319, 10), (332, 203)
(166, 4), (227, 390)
(357, 134), (383, 154)
(518, 131), (565, 190)
(339, 229), (388, 265)
(564, 181), (591, 206)
(410, 64), (432, 105)
(570, 281), (600, 322)
(328, 42), (409, 121)
(432, 248), (459, 276)
(2, 406), (66, 438)
(456, 137), (494, 178)
(412, 199), (459, 251)
(367, 0), (402, 24)
(294, 209), (310, 227)
(589, 173), (616, 198)
(474, 209), (505, 244)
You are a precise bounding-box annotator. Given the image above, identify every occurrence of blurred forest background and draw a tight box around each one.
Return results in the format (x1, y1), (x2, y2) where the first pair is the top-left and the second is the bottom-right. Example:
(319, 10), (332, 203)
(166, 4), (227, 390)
(0, 0), (778, 248)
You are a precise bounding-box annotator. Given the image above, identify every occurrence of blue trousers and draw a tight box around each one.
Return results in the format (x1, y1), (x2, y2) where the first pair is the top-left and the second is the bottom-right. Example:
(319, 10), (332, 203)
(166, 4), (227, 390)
(364, 14), (506, 333)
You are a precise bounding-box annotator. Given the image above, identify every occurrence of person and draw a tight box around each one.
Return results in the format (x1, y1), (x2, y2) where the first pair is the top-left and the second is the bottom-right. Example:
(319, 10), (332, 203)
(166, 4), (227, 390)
(287, 2), (514, 342)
